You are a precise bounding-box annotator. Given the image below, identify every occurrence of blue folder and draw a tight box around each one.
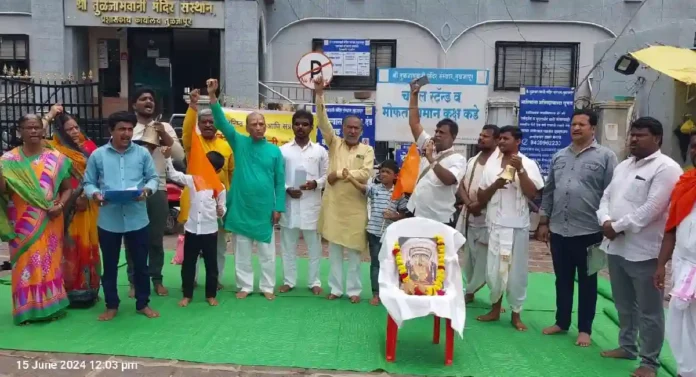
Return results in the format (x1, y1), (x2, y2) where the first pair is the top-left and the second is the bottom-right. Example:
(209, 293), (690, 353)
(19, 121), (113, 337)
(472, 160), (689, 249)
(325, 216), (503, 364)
(103, 189), (143, 203)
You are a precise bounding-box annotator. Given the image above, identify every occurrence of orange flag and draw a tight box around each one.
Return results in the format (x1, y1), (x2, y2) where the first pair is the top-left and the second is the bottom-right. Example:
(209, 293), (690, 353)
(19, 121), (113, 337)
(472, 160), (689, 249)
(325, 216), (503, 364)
(178, 127), (225, 223)
(392, 143), (421, 200)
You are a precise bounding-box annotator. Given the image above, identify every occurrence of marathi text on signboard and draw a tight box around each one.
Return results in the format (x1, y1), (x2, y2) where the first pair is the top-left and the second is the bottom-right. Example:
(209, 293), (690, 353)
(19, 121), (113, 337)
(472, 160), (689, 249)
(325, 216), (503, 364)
(375, 68), (489, 143)
(312, 104), (376, 148)
(518, 86), (574, 176)
(71, 0), (218, 28)
(321, 40), (371, 77)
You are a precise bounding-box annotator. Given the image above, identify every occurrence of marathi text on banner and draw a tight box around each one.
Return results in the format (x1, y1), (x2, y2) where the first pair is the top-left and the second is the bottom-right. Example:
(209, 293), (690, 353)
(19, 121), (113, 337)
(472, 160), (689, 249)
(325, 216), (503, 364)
(517, 86), (575, 176)
(375, 68), (489, 143)
(220, 108), (317, 146)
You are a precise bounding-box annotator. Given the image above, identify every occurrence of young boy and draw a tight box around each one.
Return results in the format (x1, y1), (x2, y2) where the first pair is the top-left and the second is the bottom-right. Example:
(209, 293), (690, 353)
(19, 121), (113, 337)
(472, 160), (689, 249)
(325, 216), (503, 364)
(163, 148), (226, 307)
(343, 159), (408, 306)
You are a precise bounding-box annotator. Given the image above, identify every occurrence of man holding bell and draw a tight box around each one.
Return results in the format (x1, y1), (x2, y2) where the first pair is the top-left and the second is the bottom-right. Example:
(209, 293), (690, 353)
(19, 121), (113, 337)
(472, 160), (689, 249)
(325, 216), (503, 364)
(476, 125), (544, 331)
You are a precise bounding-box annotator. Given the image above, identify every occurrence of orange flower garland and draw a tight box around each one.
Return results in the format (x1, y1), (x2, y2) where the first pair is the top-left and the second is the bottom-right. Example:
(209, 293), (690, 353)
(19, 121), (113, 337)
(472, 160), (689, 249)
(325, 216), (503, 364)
(392, 235), (446, 296)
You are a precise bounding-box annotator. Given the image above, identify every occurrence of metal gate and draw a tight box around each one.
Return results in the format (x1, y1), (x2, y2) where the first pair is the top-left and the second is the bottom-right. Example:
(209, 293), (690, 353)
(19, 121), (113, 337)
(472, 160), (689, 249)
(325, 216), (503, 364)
(0, 71), (105, 152)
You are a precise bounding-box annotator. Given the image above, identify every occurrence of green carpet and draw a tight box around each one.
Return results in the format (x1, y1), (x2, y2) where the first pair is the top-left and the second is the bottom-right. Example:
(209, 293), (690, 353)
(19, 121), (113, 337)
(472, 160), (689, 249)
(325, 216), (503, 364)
(0, 252), (677, 376)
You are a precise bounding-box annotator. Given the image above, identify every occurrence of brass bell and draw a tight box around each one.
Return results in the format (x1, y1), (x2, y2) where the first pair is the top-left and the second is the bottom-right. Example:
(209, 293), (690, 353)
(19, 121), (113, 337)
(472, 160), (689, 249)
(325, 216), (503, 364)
(497, 164), (517, 182)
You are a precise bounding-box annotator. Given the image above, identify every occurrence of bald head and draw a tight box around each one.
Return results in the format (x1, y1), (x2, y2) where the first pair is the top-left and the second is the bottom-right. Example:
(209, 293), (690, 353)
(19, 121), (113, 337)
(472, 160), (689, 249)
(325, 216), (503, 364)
(246, 111), (267, 141)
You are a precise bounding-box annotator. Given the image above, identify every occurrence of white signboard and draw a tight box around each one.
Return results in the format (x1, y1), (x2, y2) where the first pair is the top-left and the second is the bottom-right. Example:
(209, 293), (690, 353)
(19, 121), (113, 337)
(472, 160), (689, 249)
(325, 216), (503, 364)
(296, 52), (334, 90)
(376, 68), (490, 143)
(321, 39), (370, 76)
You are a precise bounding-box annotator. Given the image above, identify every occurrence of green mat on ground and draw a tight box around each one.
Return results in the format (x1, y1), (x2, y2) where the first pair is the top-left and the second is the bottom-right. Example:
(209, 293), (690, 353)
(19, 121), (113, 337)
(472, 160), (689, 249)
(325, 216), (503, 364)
(0, 252), (677, 377)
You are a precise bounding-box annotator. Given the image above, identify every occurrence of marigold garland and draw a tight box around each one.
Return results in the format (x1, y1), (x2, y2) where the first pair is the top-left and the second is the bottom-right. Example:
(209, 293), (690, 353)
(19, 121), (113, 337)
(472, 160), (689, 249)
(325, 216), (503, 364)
(392, 235), (446, 296)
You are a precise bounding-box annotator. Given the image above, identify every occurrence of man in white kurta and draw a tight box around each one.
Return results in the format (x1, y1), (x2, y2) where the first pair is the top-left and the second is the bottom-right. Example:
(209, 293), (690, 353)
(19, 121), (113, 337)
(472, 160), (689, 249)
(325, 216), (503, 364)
(455, 125), (500, 303)
(655, 134), (696, 377)
(279, 110), (329, 295)
(477, 126), (544, 331)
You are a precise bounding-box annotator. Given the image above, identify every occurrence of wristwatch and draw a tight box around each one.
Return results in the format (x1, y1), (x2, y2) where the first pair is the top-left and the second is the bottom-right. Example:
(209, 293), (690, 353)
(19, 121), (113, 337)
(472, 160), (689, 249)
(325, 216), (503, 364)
(518, 167), (526, 174)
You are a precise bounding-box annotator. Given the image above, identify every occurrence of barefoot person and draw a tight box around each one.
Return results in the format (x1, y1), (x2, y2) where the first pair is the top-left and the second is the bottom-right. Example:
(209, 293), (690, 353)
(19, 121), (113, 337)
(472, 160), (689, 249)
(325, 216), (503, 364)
(655, 131), (696, 377)
(597, 117), (681, 377)
(127, 87), (185, 297)
(406, 80), (466, 226)
(344, 160), (408, 305)
(0, 114), (74, 325)
(476, 126), (544, 331)
(456, 124), (500, 304)
(537, 109), (618, 347)
(83, 111), (160, 320)
(181, 89), (234, 290)
(163, 145), (226, 307)
(206, 78), (285, 301)
(279, 109), (328, 295)
(314, 77), (374, 304)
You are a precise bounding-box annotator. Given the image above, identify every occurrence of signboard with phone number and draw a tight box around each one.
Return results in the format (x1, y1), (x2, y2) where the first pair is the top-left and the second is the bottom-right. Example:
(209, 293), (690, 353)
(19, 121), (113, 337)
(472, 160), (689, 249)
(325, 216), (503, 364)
(312, 104), (376, 148)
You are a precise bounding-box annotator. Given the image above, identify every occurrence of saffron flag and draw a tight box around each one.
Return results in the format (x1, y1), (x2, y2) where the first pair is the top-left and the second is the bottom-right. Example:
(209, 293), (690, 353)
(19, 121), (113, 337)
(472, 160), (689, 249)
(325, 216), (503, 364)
(392, 143), (420, 200)
(178, 125), (225, 223)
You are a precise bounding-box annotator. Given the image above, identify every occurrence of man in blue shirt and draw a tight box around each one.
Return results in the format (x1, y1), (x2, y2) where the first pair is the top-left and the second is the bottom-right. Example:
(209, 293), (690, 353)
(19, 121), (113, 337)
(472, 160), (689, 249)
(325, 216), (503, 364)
(84, 111), (160, 321)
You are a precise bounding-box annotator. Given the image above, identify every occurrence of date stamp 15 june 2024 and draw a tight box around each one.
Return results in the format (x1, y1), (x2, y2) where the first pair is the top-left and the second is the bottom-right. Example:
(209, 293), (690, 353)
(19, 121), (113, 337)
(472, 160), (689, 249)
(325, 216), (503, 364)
(16, 359), (138, 372)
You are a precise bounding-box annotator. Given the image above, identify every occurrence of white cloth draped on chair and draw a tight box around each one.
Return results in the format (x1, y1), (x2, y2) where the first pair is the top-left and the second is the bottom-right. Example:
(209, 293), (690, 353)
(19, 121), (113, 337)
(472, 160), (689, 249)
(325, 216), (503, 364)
(379, 217), (467, 337)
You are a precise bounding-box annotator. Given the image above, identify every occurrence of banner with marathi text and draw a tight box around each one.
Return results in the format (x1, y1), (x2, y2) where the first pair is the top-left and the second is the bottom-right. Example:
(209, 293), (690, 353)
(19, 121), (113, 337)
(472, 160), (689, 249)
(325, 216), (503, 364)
(221, 108), (317, 146)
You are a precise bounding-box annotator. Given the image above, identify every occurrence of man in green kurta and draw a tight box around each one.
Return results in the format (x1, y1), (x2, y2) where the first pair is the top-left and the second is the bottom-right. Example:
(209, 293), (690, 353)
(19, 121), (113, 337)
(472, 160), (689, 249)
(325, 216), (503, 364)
(206, 79), (285, 300)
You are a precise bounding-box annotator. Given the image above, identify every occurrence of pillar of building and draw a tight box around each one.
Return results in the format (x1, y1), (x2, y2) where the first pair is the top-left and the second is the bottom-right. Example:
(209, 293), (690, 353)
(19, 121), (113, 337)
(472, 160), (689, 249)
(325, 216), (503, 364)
(223, 0), (260, 107)
(30, 0), (67, 76)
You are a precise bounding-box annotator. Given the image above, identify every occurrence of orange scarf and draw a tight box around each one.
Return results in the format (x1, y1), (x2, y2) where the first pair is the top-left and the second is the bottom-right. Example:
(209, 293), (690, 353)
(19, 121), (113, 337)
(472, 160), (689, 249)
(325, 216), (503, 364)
(48, 133), (88, 177)
(665, 169), (696, 232)
(188, 124), (224, 197)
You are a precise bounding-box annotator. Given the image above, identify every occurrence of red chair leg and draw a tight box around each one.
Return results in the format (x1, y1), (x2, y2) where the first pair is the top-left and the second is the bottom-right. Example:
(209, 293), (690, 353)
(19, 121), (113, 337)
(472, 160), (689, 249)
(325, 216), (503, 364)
(386, 314), (398, 362)
(445, 318), (454, 366)
(433, 316), (441, 344)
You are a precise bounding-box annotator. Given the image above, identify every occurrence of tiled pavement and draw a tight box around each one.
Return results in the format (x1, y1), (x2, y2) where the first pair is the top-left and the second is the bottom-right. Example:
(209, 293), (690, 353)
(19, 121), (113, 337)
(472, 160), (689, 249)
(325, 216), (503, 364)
(0, 232), (671, 377)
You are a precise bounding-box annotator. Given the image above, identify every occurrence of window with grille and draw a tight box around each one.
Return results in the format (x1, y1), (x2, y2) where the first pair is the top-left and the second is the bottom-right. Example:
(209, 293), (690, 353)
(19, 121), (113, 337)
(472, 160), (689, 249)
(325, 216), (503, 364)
(494, 41), (579, 91)
(311, 39), (396, 90)
(0, 35), (29, 75)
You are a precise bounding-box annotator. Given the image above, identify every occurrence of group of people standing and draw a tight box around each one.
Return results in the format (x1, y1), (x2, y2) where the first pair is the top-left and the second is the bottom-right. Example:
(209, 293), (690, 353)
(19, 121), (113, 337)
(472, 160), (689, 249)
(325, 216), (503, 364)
(458, 108), (694, 377)
(0, 74), (693, 377)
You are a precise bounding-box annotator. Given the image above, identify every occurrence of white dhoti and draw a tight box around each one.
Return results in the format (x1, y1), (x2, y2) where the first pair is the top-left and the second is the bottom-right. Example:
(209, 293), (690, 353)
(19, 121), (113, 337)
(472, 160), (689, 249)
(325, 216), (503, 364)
(195, 231), (231, 283)
(234, 232), (276, 294)
(461, 226), (488, 294)
(280, 226), (322, 289)
(328, 242), (362, 297)
(486, 224), (529, 312)
(667, 257), (696, 377)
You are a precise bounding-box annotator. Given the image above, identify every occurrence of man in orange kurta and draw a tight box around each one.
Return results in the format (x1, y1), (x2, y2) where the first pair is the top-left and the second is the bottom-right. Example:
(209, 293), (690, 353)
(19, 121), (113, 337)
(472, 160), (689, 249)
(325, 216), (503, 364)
(180, 89), (234, 288)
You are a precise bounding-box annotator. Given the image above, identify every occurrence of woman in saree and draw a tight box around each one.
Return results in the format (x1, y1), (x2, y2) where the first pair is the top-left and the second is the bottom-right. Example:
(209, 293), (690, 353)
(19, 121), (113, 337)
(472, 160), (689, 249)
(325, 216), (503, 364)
(45, 110), (101, 308)
(0, 114), (73, 325)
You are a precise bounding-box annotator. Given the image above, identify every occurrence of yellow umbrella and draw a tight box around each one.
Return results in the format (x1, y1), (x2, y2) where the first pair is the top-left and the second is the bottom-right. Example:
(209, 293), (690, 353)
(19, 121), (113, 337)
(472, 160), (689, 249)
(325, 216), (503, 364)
(630, 45), (696, 85)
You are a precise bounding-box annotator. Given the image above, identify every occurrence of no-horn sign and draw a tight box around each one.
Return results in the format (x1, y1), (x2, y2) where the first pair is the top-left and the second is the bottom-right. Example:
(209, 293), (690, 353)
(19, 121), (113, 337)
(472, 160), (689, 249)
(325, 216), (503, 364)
(296, 52), (334, 89)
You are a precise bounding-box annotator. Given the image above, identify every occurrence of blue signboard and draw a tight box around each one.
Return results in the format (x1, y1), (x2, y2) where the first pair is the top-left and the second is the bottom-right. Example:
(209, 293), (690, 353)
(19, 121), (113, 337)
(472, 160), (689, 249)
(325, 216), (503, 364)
(312, 104), (376, 148)
(321, 39), (370, 76)
(394, 143), (410, 168)
(518, 87), (575, 176)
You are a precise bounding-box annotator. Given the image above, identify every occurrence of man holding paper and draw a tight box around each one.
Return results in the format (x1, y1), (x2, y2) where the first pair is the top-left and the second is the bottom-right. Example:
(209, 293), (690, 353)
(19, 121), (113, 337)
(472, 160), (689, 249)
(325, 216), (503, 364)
(537, 109), (617, 347)
(83, 111), (160, 321)
(655, 130), (696, 377)
(279, 109), (328, 295)
(596, 117), (681, 377)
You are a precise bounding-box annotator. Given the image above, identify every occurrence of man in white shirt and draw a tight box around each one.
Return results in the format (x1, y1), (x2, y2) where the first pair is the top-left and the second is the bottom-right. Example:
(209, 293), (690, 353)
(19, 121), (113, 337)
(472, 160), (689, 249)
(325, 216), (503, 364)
(597, 117), (682, 377)
(406, 81), (466, 226)
(477, 126), (544, 331)
(655, 130), (696, 377)
(279, 109), (329, 295)
(126, 87), (185, 297)
(455, 124), (500, 304)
